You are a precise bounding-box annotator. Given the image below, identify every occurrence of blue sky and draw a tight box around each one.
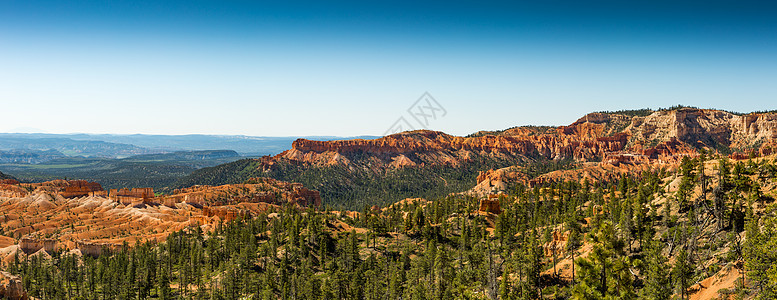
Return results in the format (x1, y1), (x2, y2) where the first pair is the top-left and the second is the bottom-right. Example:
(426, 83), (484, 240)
(1, 0), (776, 136)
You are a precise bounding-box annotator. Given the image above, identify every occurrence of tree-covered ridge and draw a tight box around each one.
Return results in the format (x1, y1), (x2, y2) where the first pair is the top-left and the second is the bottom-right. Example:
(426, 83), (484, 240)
(0, 170), (16, 180)
(466, 126), (558, 138)
(174, 155), (539, 210)
(6, 154), (777, 299)
(594, 108), (655, 117)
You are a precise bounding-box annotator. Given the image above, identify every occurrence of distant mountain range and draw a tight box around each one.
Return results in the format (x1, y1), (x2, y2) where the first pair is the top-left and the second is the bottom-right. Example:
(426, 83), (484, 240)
(0, 149), (67, 164)
(0, 133), (377, 190)
(0, 133), (379, 157)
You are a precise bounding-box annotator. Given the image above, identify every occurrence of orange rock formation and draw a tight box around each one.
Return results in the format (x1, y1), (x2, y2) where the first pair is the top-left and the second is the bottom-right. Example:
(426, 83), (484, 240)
(18, 237), (57, 254)
(162, 178), (321, 208)
(202, 206), (246, 222)
(76, 240), (122, 257)
(0, 178), (320, 262)
(0, 179), (19, 185)
(543, 230), (570, 257)
(478, 198), (501, 214)
(284, 129), (628, 166)
(0, 180), (104, 199)
(60, 180), (104, 198)
(109, 187), (154, 205)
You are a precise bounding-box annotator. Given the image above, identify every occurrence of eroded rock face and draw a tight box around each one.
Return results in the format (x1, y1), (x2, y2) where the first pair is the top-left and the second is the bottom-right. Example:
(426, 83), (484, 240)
(60, 180), (104, 198)
(478, 198), (501, 214)
(109, 187), (154, 205)
(18, 237), (57, 254)
(0, 184), (27, 198)
(0, 180), (104, 198)
(0, 271), (28, 300)
(626, 108), (777, 151)
(76, 240), (122, 257)
(277, 129), (629, 168)
(543, 230), (569, 257)
(470, 168), (528, 196)
(165, 178), (321, 208)
(0, 177), (320, 262)
(202, 206), (246, 222)
(262, 109), (777, 186)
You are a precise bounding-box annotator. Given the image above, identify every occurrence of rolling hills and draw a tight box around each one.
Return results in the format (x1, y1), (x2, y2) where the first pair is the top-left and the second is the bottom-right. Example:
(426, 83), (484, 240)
(0, 150), (242, 191)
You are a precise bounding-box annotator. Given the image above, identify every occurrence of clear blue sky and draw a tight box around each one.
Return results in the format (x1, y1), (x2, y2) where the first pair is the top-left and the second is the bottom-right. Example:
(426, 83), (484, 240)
(1, 0), (775, 136)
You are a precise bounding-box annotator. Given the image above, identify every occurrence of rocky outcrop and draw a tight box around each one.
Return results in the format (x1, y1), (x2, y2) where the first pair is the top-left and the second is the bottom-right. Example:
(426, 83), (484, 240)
(18, 237), (57, 254)
(109, 187), (154, 205)
(0, 184), (28, 198)
(76, 240), (122, 257)
(0, 272), (28, 300)
(565, 113), (633, 138)
(638, 138), (697, 160)
(470, 168), (527, 196)
(0, 178), (319, 262)
(543, 230), (569, 257)
(389, 154), (417, 168)
(0, 179), (19, 185)
(202, 206), (247, 222)
(284, 184), (322, 207)
(163, 178), (321, 208)
(478, 197), (501, 214)
(626, 108), (777, 151)
(60, 180), (104, 198)
(0, 180), (103, 198)
(276, 129), (629, 168)
(263, 109), (777, 195)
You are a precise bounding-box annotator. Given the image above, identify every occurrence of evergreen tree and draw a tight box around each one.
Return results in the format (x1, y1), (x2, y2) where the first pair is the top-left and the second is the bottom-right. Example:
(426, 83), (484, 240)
(639, 241), (671, 300)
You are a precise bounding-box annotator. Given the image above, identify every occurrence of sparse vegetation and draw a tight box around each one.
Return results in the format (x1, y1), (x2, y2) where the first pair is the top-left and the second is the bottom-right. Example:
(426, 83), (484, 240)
(595, 108), (655, 117)
(176, 155), (581, 210)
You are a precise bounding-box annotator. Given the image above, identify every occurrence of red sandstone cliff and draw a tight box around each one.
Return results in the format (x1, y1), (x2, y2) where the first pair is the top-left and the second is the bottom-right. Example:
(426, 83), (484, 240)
(260, 108), (777, 172)
(274, 129), (628, 168)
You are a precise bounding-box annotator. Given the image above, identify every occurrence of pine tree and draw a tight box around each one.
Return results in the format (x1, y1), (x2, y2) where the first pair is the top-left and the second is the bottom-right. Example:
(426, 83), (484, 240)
(640, 241), (671, 300)
(572, 221), (632, 299)
(673, 248), (693, 300)
(500, 265), (511, 300)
